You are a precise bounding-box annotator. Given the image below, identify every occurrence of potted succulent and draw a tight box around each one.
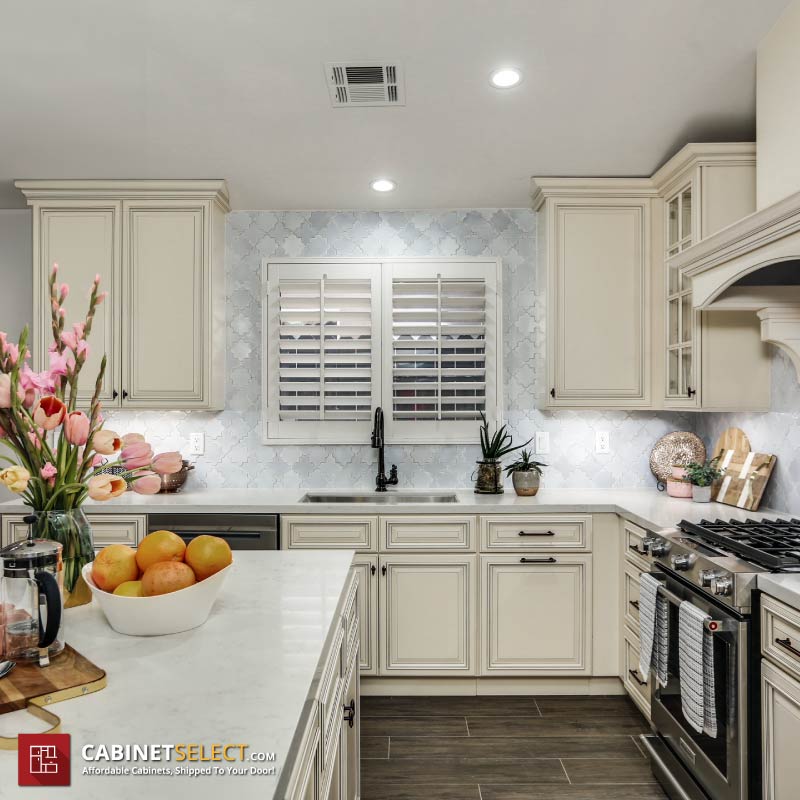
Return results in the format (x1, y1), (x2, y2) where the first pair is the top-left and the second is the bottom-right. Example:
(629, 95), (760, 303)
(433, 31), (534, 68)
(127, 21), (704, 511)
(685, 458), (723, 503)
(475, 412), (532, 494)
(504, 449), (547, 496)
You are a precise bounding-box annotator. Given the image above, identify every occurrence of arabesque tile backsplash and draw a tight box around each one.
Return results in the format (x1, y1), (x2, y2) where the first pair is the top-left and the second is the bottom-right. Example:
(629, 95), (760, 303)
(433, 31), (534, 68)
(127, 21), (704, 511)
(104, 209), (799, 513)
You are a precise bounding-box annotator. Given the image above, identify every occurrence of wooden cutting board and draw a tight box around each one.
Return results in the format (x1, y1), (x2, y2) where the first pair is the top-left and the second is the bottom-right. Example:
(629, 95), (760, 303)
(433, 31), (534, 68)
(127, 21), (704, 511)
(715, 452), (778, 512)
(0, 645), (106, 749)
(712, 427), (751, 462)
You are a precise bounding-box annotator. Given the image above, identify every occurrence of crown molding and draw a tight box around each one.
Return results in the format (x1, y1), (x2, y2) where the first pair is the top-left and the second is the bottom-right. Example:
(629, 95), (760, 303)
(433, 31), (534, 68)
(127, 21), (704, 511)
(530, 177), (658, 210)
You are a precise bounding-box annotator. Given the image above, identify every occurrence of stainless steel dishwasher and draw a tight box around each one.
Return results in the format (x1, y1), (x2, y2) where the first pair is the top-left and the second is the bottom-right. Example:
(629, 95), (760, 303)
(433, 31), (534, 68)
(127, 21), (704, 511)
(147, 514), (279, 551)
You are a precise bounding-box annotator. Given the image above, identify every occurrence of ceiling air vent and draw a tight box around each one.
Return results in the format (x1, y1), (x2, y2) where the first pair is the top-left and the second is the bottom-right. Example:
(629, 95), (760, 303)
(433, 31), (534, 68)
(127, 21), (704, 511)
(326, 62), (405, 107)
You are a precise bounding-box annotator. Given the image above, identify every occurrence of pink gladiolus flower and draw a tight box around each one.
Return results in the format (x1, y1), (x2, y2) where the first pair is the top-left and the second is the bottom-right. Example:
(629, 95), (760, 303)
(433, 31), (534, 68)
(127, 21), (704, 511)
(73, 322), (85, 339)
(0, 331), (6, 350)
(87, 474), (127, 501)
(119, 441), (154, 470)
(20, 364), (55, 394)
(132, 471), (162, 495)
(51, 263), (59, 277)
(28, 428), (44, 449)
(64, 411), (90, 445)
(121, 432), (146, 446)
(49, 350), (72, 379)
(76, 340), (89, 360)
(0, 374), (12, 409)
(5, 343), (19, 365)
(151, 452), (183, 476)
(60, 331), (78, 351)
(91, 453), (105, 467)
(94, 273), (100, 285)
(40, 462), (57, 480)
(96, 291), (108, 305)
(33, 396), (66, 430)
(59, 284), (69, 300)
(23, 388), (35, 409)
(93, 429), (122, 455)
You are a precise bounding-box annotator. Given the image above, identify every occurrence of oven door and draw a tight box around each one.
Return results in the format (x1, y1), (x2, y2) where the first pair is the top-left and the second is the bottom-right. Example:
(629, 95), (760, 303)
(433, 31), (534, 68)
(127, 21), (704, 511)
(649, 570), (749, 800)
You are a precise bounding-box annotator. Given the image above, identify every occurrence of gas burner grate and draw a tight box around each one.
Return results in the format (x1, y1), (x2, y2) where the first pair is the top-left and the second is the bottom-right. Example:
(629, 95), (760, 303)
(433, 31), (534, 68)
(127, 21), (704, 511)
(678, 518), (800, 570)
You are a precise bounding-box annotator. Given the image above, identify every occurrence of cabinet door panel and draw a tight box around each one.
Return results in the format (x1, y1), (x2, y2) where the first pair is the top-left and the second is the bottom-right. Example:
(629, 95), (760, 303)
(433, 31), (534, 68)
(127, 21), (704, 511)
(762, 660), (800, 800)
(550, 203), (649, 405)
(37, 206), (121, 404)
(380, 555), (476, 675)
(350, 557), (378, 675)
(481, 554), (592, 674)
(122, 204), (206, 405)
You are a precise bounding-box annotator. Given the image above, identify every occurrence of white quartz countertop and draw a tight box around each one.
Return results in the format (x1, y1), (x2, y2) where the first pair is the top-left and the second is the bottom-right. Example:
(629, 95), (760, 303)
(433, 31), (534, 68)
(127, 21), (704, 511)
(759, 574), (800, 613)
(1, 487), (787, 534)
(0, 550), (354, 799)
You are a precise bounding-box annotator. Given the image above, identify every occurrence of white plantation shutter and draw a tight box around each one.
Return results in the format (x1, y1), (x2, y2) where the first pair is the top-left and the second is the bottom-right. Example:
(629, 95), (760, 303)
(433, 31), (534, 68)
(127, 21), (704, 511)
(384, 261), (501, 442)
(264, 262), (381, 443)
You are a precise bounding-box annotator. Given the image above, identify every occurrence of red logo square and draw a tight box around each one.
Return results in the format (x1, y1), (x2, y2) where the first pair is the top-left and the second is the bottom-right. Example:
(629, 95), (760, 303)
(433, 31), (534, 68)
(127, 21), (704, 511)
(18, 734), (71, 786)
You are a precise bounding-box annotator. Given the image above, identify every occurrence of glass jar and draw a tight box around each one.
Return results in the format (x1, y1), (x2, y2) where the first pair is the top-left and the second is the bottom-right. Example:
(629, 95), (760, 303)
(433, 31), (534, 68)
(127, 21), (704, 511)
(474, 460), (503, 494)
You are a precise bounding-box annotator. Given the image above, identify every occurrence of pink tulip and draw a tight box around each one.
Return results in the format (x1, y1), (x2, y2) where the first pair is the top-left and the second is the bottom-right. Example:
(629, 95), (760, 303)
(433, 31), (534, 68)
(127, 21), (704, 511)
(120, 441), (154, 470)
(132, 471), (162, 495)
(87, 473), (127, 501)
(64, 411), (90, 446)
(40, 462), (57, 480)
(151, 452), (183, 476)
(121, 432), (146, 446)
(33, 396), (66, 431)
(93, 429), (122, 455)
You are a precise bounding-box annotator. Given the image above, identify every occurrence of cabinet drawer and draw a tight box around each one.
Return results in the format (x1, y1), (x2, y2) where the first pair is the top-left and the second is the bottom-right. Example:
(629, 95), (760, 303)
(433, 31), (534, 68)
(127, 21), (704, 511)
(0, 513), (145, 550)
(623, 562), (643, 633)
(623, 519), (651, 571)
(481, 515), (591, 552)
(319, 620), (345, 772)
(381, 516), (475, 551)
(283, 516), (377, 551)
(623, 628), (650, 719)
(762, 594), (800, 681)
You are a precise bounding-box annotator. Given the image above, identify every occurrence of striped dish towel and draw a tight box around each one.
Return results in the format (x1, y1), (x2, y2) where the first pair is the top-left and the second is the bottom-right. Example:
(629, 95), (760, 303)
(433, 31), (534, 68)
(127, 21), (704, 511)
(678, 601), (717, 737)
(637, 573), (669, 686)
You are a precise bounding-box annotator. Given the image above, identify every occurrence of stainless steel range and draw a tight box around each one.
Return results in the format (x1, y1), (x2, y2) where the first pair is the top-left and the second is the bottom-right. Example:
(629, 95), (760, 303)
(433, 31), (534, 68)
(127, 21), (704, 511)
(640, 517), (800, 800)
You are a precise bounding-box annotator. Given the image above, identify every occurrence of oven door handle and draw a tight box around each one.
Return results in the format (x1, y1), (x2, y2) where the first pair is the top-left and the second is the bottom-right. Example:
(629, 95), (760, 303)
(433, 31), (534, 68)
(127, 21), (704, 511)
(654, 581), (737, 634)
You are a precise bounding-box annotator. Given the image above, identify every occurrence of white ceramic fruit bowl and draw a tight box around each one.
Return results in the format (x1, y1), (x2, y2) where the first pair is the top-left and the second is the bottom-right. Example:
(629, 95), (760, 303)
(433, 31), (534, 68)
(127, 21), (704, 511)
(82, 562), (231, 636)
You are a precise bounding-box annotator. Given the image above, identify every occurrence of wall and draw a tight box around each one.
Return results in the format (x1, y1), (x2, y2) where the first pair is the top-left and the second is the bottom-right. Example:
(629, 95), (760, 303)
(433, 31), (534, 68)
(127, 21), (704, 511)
(0, 209), (32, 501)
(757, 0), (800, 209)
(105, 209), (692, 491)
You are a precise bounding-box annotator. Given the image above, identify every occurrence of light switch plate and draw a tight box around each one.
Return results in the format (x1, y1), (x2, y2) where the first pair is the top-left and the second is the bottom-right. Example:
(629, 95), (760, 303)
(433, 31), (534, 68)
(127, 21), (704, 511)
(189, 432), (205, 456)
(595, 431), (610, 454)
(535, 431), (550, 455)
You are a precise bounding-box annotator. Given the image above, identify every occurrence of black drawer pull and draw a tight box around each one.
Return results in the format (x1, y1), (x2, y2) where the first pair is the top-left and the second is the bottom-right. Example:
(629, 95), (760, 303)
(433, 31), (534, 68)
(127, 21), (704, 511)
(628, 544), (647, 556)
(628, 668), (647, 687)
(519, 557), (557, 564)
(518, 530), (556, 537)
(629, 600), (640, 611)
(775, 637), (800, 658)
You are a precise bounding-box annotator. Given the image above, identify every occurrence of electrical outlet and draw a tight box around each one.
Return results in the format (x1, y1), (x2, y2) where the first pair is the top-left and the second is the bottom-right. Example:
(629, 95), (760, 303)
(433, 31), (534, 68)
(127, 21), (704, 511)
(189, 432), (205, 456)
(535, 431), (550, 455)
(595, 431), (610, 455)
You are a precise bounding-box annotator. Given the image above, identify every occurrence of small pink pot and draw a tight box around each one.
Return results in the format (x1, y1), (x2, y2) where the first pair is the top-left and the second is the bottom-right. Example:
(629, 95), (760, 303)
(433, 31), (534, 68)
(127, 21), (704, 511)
(666, 478), (693, 498)
(671, 465), (688, 480)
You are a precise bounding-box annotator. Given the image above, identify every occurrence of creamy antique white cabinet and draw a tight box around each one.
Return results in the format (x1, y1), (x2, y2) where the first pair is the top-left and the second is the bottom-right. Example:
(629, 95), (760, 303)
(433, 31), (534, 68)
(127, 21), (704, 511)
(350, 556), (378, 675)
(533, 181), (655, 408)
(762, 660), (800, 800)
(16, 181), (228, 410)
(379, 554), (477, 676)
(480, 553), (592, 674)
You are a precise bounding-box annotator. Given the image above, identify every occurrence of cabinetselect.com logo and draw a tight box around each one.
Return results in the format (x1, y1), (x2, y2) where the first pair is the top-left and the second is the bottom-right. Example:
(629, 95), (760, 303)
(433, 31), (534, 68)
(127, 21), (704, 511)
(18, 734), (71, 786)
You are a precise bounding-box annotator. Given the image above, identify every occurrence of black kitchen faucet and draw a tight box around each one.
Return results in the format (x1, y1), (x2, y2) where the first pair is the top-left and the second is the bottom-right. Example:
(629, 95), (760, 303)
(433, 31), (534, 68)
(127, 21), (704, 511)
(371, 407), (399, 492)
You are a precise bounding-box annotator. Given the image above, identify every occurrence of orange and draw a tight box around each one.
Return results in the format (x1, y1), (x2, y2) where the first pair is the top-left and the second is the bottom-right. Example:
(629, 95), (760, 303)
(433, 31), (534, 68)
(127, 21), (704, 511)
(113, 580), (144, 597)
(185, 535), (233, 581)
(141, 561), (196, 596)
(135, 530), (186, 573)
(92, 545), (139, 593)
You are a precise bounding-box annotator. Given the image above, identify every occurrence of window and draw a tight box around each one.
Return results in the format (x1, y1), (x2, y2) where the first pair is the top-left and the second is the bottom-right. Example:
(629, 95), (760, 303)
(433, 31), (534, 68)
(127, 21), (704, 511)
(262, 258), (502, 444)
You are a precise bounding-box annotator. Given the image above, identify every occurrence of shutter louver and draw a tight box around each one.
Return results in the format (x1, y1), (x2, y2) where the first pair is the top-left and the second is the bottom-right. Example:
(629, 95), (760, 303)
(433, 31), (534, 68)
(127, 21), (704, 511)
(391, 278), (487, 421)
(278, 277), (373, 422)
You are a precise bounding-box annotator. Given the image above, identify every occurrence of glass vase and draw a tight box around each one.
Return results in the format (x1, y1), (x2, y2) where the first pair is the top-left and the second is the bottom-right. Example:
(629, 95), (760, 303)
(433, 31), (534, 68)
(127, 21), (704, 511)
(31, 509), (95, 608)
(474, 460), (504, 494)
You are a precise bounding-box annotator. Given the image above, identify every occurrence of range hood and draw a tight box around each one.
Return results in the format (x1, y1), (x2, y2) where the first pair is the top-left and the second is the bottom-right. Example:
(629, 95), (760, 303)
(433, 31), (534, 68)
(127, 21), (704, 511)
(672, 188), (800, 378)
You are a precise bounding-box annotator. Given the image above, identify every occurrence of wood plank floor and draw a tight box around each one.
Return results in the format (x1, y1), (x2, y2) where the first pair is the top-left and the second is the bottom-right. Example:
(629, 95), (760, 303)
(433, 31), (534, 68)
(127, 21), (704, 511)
(360, 695), (667, 800)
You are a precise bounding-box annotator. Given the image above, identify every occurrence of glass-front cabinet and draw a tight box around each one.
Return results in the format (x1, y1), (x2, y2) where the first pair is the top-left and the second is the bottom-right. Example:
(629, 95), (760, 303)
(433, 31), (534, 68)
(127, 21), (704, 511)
(665, 183), (699, 407)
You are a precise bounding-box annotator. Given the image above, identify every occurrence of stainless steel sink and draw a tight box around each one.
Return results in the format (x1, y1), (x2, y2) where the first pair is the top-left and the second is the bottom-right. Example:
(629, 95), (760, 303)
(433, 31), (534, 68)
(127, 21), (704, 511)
(300, 492), (459, 504)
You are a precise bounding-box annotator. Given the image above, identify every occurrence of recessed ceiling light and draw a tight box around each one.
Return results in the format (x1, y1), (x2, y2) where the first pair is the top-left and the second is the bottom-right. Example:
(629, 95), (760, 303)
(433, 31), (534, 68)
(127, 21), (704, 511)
(371, 178), (396, 193)
(490, 67), (522, 89)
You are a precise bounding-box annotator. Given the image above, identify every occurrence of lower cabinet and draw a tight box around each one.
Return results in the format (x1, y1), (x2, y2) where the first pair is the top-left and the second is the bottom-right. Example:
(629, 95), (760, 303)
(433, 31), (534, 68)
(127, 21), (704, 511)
(379, 554), (477, 675)
(341, 649), (360, 800)
(762, 659), (800, 800)
(350, 556), (378, 675)
(0, 513), (146, 550)
(480, 554), (592, 674)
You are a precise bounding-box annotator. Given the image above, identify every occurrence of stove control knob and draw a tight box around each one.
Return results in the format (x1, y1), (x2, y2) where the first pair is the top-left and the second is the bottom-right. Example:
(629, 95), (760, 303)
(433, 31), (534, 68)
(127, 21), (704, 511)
(650, 540), (671, 557)
(711, 575), (733, 597)
(642, 537), (658, 554)
(671, 554), (693, 571)
(699, 569), (717, 588)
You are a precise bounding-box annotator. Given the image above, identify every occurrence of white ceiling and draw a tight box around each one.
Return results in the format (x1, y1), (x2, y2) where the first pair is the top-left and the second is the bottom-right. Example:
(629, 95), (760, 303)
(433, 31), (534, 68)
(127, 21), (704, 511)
(0, 0), (790, 210)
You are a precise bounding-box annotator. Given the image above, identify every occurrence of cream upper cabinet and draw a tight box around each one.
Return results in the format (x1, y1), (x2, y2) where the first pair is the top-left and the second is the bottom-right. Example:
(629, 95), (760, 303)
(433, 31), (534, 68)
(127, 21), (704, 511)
(379, 554), (477, 676)
(17, 180), (228, 410)
(533, 181), (655, 408)
(480, 553), (592, 675)
(651, 144), (770, 411)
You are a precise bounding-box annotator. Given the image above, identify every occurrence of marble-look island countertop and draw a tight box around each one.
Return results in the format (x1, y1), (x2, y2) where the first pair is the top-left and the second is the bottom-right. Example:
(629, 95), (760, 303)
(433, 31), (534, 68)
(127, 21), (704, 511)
(1, 487), (788, 533)
(759, 574), (800, 613)
(0, 550), (354, 800)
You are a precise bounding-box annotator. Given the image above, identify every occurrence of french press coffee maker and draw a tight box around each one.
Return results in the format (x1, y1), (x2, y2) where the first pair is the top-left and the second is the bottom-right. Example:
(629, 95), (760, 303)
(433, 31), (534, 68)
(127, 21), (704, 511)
(0, 515), (65, 667)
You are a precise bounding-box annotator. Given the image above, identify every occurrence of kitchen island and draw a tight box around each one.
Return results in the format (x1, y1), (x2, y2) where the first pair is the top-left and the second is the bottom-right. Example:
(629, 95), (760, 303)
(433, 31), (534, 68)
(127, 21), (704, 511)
(0, 550), (358, 800)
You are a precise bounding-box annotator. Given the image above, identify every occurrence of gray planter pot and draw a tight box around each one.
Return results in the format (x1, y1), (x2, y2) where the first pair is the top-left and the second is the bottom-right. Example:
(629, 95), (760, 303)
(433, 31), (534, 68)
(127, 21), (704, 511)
(692, 484), (713, 503)
(512, 470), (540, 497)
